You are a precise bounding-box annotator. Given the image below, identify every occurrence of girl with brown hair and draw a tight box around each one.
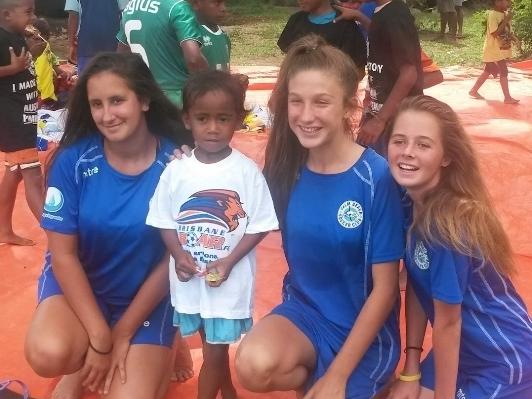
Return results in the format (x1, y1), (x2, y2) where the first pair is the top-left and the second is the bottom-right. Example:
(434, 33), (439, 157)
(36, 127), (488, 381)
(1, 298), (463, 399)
(235, 34), (405, 398)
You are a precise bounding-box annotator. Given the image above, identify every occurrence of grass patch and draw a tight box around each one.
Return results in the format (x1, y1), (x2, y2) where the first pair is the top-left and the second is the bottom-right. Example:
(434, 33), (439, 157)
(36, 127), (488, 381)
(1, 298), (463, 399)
(225, 1), (499, 68)
(225, 1), (293, 65)
(415, 9), (487, 68)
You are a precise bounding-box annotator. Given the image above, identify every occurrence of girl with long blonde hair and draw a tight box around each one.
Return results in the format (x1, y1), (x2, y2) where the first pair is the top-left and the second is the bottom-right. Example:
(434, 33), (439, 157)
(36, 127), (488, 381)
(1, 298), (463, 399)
(387, 95), (532, 399)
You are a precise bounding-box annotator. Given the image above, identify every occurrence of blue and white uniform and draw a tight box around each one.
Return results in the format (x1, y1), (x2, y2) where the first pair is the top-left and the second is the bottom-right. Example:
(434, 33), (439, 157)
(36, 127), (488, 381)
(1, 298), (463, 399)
(38, 134), (177, 347)
(405, 234), (532, 398)
(272, 148), (405, 398)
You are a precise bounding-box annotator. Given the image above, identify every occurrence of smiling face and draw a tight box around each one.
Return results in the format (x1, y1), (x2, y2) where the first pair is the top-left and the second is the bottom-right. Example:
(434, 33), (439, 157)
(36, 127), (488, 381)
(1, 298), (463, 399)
(87, 71), (150, 145)
(2, 0), (35, 34)
(388, 110), (450, 202)
(183, 90), (240, 161)
(287, 69), (353, 152)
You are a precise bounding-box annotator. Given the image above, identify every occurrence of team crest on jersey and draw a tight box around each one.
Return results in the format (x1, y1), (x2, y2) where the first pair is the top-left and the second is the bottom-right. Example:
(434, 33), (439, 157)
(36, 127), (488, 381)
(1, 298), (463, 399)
(414, 241), (430, 270)
(203, 35), (212, 46)
(44, 187), (64, 213)
(337, 200), (363, 229)
(177, 189), (246, 232)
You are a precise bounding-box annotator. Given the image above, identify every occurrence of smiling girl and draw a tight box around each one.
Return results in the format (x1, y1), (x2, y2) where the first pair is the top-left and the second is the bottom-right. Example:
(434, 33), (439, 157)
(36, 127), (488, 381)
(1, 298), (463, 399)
(387, 95), (532, 399)
(25, 52), (192, 399)
(236, 35), (404, 399)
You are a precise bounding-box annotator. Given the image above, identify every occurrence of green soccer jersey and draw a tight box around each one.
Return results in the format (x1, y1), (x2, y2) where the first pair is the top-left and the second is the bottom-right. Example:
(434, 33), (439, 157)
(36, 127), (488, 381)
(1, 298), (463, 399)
(117, 0), (203, 107)
(199, 24), (230, 71)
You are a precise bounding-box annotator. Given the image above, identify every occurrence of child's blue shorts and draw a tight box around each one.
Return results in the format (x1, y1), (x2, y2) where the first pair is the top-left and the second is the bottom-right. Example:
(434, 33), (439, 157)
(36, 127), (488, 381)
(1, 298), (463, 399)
(421, 351), (532, 398)
(272, 298), (398, 399)
(38, 264), (176, 347)
(173, 312), (252, 345)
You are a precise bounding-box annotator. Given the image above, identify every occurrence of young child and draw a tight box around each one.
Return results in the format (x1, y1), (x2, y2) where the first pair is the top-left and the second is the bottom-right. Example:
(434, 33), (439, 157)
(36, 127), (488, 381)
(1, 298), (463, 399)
(29, 18), (71, 108)
(387, 95), (532, 398)
(0, 0), (43, 246)
(191, 0), (230, 71)
(146, 70), (278, 399)
(278, 0), (367, 77)
(469, 0), (518, 104)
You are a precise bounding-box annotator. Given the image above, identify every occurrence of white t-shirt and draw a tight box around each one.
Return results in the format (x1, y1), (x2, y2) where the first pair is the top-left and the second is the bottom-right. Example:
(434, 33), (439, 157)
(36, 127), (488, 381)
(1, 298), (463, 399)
(146, 149), (279, 319)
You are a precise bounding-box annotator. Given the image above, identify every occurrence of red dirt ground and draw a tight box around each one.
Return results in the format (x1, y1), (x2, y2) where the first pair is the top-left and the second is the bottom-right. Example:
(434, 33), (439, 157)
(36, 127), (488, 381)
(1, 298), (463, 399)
(1, 65), (531, 398)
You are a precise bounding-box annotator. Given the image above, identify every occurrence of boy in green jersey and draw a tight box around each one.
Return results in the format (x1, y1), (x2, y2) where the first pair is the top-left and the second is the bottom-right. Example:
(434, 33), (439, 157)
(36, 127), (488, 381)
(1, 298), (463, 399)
(117, 0), (208, 108)
(191, 0), (230, 71)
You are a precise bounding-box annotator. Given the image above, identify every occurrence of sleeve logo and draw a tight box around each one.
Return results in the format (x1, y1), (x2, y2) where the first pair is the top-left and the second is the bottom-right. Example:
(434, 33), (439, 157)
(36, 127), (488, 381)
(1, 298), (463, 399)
(414, 241), (430, 270)
(337, 200), (363, 229)
(44, 187), (64, 213)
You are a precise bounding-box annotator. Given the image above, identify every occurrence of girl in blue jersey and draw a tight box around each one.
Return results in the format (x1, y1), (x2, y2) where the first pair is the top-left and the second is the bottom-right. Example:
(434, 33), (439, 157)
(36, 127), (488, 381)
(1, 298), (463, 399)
(24, 53), (193, 399)
(387, 95), (532, 399)
(235, 35), (405, 399)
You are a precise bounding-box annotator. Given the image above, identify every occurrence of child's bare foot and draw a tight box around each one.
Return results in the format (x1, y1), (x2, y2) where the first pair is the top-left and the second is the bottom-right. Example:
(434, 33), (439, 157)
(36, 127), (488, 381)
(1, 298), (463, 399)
(468, 91), (484, 100)
(51, 373), (84, 399)
(504, 97), (520, 104)
(0, 232), (35, 246)
(171, 339), (194, 382)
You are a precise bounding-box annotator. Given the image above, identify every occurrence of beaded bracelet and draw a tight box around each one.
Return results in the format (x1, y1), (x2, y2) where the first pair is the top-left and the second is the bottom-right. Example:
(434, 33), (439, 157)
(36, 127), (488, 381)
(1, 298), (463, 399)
(403, 346), (424, 354)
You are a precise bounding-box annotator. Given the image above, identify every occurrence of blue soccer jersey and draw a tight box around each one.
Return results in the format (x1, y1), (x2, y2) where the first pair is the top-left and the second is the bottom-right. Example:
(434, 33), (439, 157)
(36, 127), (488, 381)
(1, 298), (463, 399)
(405, 235), (532, 386)
(41, 134), (175, 306)
(280, 148), (405, 392)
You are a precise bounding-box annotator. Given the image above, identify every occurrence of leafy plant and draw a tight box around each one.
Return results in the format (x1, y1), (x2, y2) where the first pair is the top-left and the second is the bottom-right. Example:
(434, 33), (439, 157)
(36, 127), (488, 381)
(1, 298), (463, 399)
(512, 0), (532, 56)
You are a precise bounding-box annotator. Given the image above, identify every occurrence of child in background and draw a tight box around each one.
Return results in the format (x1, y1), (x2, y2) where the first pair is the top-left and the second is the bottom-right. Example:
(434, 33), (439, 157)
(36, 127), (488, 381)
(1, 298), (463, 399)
(0, 0), (43, 246)
(146, 70), (278, 399)
(387, 95), (532, 398)
(30, 18), (71, 108)
(278, 0), (367, 77)
(191, 0), (230, 71)
(469, 0), (518, 104)
(191, 0), (249, 89)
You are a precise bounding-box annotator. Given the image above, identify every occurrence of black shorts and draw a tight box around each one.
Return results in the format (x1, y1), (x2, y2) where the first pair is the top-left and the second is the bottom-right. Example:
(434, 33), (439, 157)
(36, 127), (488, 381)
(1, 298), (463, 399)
(0, 98), (37, 153)
(484, 60), (508, 78)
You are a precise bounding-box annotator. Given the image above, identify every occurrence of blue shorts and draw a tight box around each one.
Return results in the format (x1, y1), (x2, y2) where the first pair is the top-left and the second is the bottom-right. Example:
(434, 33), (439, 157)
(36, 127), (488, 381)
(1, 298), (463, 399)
(421, 351), (532, 398)
(173, 312), (252, 344)
(272, 298), (398, 399)
(38, 264), (176, 347)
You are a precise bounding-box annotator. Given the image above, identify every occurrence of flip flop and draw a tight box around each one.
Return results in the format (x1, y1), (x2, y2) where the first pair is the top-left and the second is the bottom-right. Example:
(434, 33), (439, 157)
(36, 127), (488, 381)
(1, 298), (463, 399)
(0, 379), (30, 399)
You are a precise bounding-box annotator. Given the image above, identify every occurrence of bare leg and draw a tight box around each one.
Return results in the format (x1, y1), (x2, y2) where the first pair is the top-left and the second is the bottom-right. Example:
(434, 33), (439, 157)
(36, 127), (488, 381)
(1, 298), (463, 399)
(171, 330), (194, 382)
(235, 315), (316, 393)
(438, 12), (447, 38)
(197, 334), (235, 399)
(469, 70), (490, 99)
(20, 166), (44, 221)
(446, 12), (457, 41)
(0, 167), (34, 245)
(455, 6), (464, 37)
(500, 76), (519, 104)
(105, 344), (173, 399)
(25, 295), (89, 399)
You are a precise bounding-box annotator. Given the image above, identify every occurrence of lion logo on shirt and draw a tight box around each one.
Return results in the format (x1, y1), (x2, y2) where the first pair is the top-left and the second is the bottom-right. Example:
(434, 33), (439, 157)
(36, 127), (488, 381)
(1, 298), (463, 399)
(414, 241), (430, 270)
(177, 189), (246, 232)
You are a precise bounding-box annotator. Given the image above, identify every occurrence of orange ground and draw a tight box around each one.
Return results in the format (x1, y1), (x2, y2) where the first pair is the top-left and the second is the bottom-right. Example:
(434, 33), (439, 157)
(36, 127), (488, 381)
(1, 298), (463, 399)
(1, 65), (531, 398)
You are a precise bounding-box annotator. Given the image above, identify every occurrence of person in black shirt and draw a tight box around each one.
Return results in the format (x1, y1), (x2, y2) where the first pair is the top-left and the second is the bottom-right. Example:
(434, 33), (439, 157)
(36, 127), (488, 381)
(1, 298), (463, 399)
(0, 0), (43, 246)
(360, 0), (422, 155)
(278, 0), (367, 77)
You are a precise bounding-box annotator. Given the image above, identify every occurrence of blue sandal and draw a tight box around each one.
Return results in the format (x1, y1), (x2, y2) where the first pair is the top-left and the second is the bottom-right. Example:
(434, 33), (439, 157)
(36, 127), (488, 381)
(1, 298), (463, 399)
(0, 379), (30, 399)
